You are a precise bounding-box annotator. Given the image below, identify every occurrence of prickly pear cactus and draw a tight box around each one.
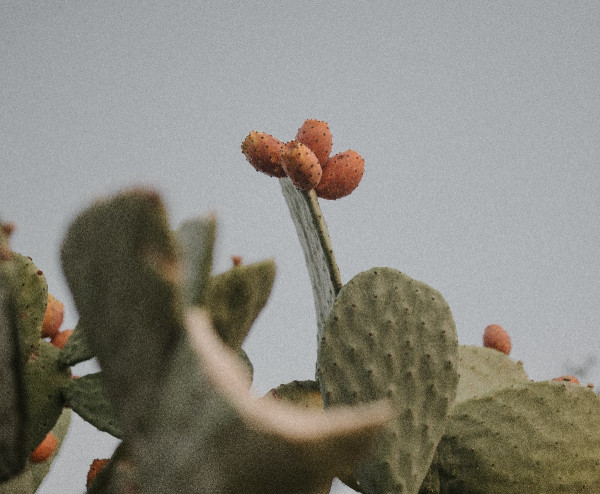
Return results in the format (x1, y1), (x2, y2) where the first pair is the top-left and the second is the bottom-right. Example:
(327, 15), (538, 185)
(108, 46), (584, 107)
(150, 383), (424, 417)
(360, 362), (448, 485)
(317, 268), (459, 494)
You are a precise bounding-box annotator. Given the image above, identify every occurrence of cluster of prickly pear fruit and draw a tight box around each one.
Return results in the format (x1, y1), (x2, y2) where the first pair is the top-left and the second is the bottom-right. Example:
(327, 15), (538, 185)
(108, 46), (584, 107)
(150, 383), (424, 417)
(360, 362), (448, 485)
(242, 119), (365, 199)
(2, 119), (600, 494)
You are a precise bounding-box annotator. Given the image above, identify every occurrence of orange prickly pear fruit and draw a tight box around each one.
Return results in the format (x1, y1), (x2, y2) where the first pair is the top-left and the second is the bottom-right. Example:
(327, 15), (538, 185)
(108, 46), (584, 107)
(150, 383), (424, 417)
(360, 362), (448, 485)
(295, 119), (333, 166)
(42, 293), (64, 338)
(241, 131), (286, 177)
(29, 432), (58, 463)
(87, 458), (110, 488)
(315, 150), (364, 200)
(483, 324), (511, 355)
(552, 375), (581, 384)
(280, 141), (322, 191)
(51, 329), (73, 349)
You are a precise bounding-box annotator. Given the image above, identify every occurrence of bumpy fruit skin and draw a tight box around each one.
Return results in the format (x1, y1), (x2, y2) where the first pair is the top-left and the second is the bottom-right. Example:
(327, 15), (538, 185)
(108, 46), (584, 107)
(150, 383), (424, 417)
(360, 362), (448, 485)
(51, 329), (73, 349)
(553, 375), (581, 384)
(280, 141), (323, 191)
(29, 432), (58, 463)
(42, 293), (64, 338)
(295, 119), (333, 166)
(87, 458), (110, 488)
(315, 150), (364, 200)
(241, 131), (286, 177)
(483, 324), (511, 355)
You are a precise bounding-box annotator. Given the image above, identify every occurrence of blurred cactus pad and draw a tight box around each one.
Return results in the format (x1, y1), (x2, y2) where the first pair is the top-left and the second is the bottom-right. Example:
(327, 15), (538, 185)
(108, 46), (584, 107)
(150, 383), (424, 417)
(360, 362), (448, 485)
(2, 121), (600, 493)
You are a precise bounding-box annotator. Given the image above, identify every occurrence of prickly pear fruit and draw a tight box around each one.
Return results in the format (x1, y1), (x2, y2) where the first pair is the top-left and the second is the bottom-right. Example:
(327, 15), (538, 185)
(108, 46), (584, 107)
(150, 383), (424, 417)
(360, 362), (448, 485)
(29, 433), (58, 463)
(483, 324), (511, 355)
(241, 131), (286, 177)
(41, 294), (64, 339)
(553, 375), (580, 384)
(315, 150), (364, 200)
(50, 329), (73, 350)
(295, 119), (332, 166)
(280, 141), (323, 191)
(87, 459), (110, 488)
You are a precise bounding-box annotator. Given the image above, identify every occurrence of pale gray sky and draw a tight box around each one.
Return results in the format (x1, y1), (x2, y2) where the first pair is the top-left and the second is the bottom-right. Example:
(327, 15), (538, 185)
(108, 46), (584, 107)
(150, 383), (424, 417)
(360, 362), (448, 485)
(2, 2), (600, 492)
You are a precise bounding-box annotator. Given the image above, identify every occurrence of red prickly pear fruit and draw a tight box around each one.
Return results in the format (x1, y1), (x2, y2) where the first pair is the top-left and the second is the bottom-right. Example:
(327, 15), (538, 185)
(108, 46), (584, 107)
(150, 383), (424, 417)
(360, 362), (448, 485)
(295, 119), (333, 166)
(231, 255), (243, 267)
(87, 458), (110, 488)
(280, 141), (322, 191)
(51, 329), (73, 350)
(483, 324), (511, 355)
(315, 150), (364, 200)
(552, 375), (581, 384)
(30, 432), (58, 463)
(241, 131), (286, 177)
(42, 293), (64, 339)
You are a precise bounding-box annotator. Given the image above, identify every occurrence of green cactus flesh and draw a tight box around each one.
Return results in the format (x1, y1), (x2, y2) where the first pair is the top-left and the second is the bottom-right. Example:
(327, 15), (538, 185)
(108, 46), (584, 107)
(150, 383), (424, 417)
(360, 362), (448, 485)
(0, 251), (28, 481)
(60, 189), (184, 446)
(64, 373), (122, 438)
(205, 259), (276, 349)
(437, 380), (600, 493)
(264, 380), (323, 409)
(317, 267), (459, 494)
(11, 253), (47, 360)
(58, 320), (94, 368)
(23, 340), (71, 454)
(280, 177), (342, 338)
(176, 215), (216, 307)
(455, 345), (529, 404)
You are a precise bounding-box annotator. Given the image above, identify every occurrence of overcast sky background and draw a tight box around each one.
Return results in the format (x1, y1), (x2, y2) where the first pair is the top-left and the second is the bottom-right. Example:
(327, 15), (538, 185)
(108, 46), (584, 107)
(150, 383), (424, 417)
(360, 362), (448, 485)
(2, 2), (600, 493)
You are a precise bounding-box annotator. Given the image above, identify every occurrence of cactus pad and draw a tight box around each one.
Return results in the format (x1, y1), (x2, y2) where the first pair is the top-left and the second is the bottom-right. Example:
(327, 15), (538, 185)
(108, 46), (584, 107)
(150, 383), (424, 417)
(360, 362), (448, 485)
(64, 373), (122, 438)
(317, 267), (459, 494)
(438, 380), (600, 493)
(455, 345), (529, 404)
(280, 178), (342, 337)
(58, 320), (94, 368)
(176, 215), (216, 307)
(24, 340), (71, 454)
(0, 253), (27, 481)
(11, 253), (47, 359)
(205, 259), (276, 349)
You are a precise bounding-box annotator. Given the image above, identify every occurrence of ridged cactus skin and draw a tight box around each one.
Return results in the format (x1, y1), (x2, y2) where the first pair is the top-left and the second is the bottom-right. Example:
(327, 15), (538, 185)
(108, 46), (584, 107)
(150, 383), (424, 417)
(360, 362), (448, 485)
(455, 345), (529, 403)
(437, 381), (600, 493)
(317, 267), (459, 494)
(0, 238), (27, 481)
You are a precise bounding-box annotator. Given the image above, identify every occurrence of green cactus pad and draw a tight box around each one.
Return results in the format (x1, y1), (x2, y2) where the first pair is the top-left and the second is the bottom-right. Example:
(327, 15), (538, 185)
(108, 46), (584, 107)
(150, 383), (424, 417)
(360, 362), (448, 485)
(0, 256), (28, 481)
(205, 259), (276, 349)
(64, 373), (122, 438)
(60, 189), (185, 445)
(176, 215), (216, 307)
(87, 442), (140, 494)
(437, 380), (600, 493)
(238, 347), (254, 383)
(455, 345), (529, 404)
(24, 340), (71, 454)
(0, 467), (33, 494)
(264, 380), (323, 409)
(29, 407), (71, 490)
(11, 253), (47, 359)
(317, 267), (459, 494)
(58, 320), (94, 368)
(280, 177), (342, 337)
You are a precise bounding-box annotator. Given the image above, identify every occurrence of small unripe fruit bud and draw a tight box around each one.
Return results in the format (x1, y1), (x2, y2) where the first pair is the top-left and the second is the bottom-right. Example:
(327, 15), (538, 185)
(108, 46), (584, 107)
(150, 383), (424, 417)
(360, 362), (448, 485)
(295, 119), (332, 166)
(315, 150), (364, 200)
(42, 294), (64, 339)
(87, 458), (110, 488)
(482, 324), (511, 355)
(241, 131), (286, 177)
(30, 432), (58, 463)
(280, 141), (322, 191)
(51, 329), (73, 350)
